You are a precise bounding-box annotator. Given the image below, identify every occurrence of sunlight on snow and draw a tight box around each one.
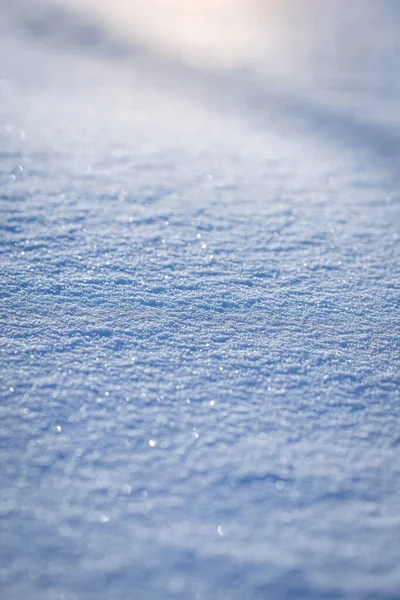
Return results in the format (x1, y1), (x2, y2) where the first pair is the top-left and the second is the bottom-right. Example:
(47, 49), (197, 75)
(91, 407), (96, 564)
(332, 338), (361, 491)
(55, 0), (400, 87)
(56, 0), (320, 75)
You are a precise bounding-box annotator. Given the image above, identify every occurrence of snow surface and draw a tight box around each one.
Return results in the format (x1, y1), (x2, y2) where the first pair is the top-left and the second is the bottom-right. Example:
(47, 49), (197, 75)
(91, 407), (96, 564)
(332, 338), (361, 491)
(1, 1), (400, 598)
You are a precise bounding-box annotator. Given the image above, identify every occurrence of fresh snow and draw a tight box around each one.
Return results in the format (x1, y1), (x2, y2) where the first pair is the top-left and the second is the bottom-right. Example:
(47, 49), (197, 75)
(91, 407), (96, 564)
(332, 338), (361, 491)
(0, 1), (399, 599)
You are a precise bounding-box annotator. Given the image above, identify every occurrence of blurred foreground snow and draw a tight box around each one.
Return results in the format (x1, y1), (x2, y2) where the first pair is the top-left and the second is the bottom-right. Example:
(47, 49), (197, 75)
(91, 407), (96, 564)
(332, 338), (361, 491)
(0, 1), (399, 599)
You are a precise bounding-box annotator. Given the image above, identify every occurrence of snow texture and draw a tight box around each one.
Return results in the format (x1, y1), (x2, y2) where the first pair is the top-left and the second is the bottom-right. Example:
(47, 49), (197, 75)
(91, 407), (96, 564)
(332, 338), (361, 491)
(0, 1), (399, 598)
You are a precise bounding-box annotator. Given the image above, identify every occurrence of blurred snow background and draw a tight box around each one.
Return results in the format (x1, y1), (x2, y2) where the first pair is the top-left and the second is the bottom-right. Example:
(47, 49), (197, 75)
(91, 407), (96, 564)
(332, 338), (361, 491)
(0, 1), (399, 599)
